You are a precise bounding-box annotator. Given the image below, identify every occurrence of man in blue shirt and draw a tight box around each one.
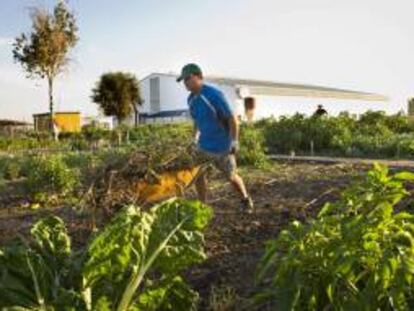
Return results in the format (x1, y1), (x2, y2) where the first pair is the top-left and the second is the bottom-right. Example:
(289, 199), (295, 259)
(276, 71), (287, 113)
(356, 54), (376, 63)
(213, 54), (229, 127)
(177, 64), (254, 212)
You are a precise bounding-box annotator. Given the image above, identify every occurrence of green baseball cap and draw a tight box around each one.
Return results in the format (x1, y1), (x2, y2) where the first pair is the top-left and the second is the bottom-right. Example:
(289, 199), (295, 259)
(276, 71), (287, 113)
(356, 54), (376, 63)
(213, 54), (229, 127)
(176, 63), (202, 82)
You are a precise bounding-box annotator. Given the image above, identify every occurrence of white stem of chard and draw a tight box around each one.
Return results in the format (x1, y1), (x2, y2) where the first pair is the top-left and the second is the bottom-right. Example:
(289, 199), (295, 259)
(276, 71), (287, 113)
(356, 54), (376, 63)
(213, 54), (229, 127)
(26, 253), (47, 311)
(116, 218), (188, 311)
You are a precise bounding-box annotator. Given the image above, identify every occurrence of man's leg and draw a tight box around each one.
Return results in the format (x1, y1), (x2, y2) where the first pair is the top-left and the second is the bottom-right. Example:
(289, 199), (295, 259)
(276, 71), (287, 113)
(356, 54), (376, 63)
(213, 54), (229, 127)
(229, 173), (248, 199)
(221, 154), (248, 199)
(195, 171), (208, 203)
(229, 171), (254, 212)
(218, 154), (254, 211)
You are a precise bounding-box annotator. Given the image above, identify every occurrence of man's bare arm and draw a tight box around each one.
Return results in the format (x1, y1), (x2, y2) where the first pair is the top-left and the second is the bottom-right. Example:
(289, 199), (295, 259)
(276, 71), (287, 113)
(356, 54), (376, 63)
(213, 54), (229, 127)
(193, 122), (200, 143)
(228, 115), (239, 153)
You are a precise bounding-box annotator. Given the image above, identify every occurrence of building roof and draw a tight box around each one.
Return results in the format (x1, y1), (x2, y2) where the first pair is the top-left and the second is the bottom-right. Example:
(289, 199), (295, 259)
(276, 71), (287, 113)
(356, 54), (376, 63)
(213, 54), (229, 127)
(141, 109), (189, 118)
(208, 76), (388, 102)
(142, 72), (388, 102)
(33, 111), (81, 117)
(0, 119), (32, 126)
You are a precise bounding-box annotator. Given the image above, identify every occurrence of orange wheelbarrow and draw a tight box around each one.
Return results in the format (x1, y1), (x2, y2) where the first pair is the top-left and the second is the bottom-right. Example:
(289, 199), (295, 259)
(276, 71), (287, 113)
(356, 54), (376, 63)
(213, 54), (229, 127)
(135, 165), (207, 203)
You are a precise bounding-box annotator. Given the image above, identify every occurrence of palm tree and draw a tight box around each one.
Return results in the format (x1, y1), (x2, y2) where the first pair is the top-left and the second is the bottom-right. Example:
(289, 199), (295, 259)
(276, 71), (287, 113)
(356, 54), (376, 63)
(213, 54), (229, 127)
(92, 72), (142, 126)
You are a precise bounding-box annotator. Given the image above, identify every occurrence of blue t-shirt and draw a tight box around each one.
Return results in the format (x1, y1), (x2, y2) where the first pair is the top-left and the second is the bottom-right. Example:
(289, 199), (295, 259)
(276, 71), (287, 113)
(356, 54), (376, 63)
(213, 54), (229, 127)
(188, 84), (233, 154)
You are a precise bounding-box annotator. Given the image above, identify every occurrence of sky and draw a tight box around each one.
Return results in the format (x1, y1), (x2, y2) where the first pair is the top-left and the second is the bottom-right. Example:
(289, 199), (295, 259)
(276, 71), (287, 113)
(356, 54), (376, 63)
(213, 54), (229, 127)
(0, 0), (413, 121)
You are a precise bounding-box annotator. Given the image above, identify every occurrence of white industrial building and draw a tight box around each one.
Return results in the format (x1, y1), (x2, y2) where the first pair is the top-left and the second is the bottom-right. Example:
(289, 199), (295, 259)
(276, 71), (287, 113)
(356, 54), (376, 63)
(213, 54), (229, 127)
(123, 72), (389, 125)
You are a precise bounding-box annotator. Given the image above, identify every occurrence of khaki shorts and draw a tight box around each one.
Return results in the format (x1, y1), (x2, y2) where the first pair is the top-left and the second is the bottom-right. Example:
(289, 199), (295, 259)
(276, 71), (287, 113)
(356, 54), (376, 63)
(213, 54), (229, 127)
(196, 148), (237, 179)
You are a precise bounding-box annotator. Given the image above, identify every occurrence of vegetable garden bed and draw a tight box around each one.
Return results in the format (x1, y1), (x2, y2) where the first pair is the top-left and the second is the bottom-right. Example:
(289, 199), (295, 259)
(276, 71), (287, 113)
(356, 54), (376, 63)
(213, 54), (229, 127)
(3, 115), (414, 309)
(0, 162), (376, 309)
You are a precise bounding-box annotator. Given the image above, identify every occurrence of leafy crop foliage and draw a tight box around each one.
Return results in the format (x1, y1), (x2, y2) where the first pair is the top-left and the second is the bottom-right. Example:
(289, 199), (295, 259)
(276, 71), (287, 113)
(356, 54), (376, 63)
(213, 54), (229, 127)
(0, 155), (26, 180)
(25, 155), (78, 202)
(255, 164), (414, 310)
(238, 124), (268, 168)
(2, 110), (414, 160)
(0, 133), (62, 151)
(0, 198), (212, 310)
(129, 123), (192, 145)
(258, 111), (414, 158)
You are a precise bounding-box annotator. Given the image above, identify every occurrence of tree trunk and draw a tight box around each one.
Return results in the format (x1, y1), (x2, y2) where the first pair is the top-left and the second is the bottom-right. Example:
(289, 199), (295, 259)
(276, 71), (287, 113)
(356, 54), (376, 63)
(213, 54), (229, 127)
(48, 76), (57, 141)
(117, 119), (122, 146)
(133, 104), (139, 127)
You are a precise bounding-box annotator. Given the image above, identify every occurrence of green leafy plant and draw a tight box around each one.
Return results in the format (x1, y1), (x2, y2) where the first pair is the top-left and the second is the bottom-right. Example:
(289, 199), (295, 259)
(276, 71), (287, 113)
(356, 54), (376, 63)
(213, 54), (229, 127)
(82, 124), (111, 143)
(25, 155), (78, 202)
(207, 285), (239, 311)
(0, 216), (84, 309)
(257, 111), (414, 158)
(255, 164), (414, 310)
(0, 198), (213, 310)
(0, 156), (24, 180)
(238, 124), (268, 168)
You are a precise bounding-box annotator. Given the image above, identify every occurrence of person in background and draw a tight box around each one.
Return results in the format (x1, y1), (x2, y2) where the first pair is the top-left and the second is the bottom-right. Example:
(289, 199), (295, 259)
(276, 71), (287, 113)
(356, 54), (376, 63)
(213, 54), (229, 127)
(314, 104), (328, 117)
(177, 63), (254, 213)
(52, 119), (60, 141)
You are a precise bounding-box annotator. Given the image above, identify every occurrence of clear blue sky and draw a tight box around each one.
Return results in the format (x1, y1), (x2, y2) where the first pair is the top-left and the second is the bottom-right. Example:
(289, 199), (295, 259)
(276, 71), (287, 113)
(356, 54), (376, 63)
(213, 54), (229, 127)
(1, 0), (413, 120)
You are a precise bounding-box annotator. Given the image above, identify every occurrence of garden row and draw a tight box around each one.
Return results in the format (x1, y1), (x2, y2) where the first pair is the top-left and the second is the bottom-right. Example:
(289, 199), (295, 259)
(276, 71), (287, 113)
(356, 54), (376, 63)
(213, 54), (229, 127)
(257, 110), (414, 158)
(3, 110), (414, 206)
(0, 123), (266, 206)
(2, 164), (414, 310)
(3, 110), (414, 160)
(0, 123), (194, 152)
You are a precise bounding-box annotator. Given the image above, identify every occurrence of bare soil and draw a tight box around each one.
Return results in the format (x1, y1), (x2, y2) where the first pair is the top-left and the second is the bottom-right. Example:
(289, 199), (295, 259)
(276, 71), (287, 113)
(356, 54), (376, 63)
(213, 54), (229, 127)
(186, 162), (368, 310)
(0, 161), (382, 309)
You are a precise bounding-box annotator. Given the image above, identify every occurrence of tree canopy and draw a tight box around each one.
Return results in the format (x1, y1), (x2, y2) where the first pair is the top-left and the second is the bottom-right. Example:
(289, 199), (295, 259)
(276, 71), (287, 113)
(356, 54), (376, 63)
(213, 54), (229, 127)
(92, 72), (141, 125)
(13, 0), (78, 135)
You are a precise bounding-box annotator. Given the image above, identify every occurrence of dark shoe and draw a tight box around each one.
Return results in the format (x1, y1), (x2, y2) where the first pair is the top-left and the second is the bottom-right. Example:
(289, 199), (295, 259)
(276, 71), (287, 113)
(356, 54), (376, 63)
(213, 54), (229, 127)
(241, 196), (254, 214)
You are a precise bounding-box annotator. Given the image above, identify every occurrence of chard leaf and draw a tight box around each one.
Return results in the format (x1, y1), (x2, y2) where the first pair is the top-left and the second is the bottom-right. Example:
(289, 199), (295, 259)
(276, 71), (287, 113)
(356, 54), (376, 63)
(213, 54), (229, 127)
(31, 216), (71, 262)
(394, 172), (414, 181)
(0, 216), (77, 310)
(136, 276), (198, 311)
(83, 198), (212, 311)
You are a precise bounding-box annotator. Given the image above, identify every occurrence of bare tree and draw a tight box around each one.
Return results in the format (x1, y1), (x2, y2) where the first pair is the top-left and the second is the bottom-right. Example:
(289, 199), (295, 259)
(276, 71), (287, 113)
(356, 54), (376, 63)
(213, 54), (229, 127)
(13, 0), (78, 136)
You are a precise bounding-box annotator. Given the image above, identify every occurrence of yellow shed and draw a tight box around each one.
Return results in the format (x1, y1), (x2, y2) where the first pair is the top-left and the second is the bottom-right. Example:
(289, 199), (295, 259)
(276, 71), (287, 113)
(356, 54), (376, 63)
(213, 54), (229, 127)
(33, 112), (81, 133)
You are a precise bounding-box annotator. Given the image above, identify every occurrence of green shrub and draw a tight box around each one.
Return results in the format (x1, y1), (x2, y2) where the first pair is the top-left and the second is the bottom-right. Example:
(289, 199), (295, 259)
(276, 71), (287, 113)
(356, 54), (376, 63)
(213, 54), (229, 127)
(256, 111), (414, 158)
(261, 114), (306, 153)
(63, 152), (93, 167)
(356, 110), (414, 135)
(128, 123), (192, 145)
(95, 147), (134, 168)
(0, 157), (20, 180)
(391, 134), (414, 158)
(25, 155), (78, 202)
(259, 113), (353, 155)
(255, 164), (414, 310)
(385, 112), (414, 133)
(62, 152), (99, 184)
(0, 132), (63, 151)
(4, 160), (21, 180)
(82, 124), (111, 142)
(0, 155), (32, 180)
(239, 125), (268, 168)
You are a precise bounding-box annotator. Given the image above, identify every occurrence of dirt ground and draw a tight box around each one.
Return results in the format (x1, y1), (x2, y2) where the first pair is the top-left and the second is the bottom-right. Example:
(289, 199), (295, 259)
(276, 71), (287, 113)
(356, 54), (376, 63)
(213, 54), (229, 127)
(0, 161), (381, 309)
(186, 161), (370, 310)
